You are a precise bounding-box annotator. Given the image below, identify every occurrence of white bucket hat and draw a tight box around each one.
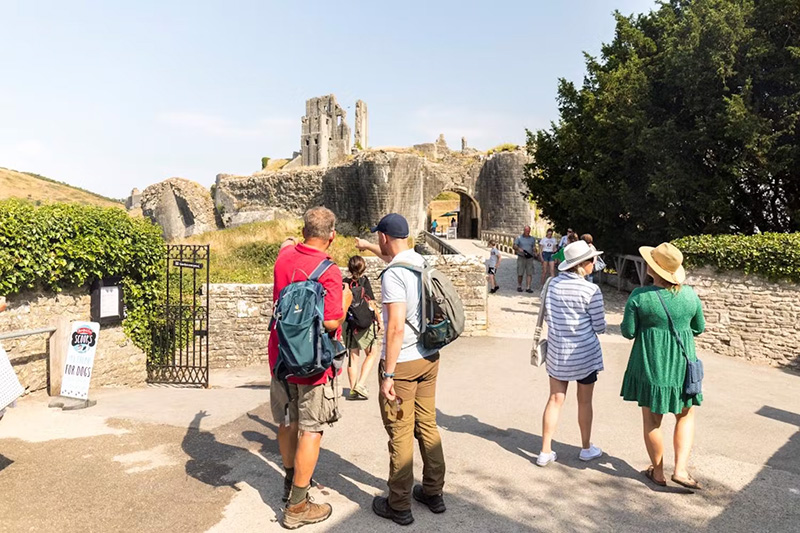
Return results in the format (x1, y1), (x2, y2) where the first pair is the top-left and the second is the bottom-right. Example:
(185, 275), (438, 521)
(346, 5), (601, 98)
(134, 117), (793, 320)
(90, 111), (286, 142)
(558, 240), (604, 272)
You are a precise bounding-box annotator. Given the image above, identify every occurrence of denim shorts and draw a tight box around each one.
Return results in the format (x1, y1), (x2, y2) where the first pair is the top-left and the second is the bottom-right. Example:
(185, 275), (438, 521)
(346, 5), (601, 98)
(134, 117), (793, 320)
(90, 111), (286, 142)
(542, 251), (554, 262)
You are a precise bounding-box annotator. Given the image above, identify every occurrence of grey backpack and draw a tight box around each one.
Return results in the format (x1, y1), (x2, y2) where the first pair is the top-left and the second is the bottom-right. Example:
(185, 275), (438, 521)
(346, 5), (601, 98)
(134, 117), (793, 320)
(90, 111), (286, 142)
(383, 262), (465, 350)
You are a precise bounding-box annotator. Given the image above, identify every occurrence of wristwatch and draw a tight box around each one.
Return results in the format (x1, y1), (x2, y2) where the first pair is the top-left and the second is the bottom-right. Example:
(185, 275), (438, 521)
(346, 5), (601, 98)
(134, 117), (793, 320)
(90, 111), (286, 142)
(381, 371), (395, 379)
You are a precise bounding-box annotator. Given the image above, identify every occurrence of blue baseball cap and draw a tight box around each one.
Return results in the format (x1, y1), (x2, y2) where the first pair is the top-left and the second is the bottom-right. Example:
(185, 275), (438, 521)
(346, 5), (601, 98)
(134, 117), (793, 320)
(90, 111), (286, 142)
(371, 213), (409, 238)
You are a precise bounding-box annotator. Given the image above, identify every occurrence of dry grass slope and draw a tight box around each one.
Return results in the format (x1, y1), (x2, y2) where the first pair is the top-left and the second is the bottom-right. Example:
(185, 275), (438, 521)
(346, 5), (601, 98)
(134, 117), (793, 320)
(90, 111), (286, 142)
(0, 167), (123, 208)
(182, 219), (367, 284)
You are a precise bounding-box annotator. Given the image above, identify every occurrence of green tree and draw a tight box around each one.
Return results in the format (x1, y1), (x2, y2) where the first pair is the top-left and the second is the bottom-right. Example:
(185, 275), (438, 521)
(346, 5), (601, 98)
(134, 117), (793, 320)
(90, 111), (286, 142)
(525, 0), (800, 254)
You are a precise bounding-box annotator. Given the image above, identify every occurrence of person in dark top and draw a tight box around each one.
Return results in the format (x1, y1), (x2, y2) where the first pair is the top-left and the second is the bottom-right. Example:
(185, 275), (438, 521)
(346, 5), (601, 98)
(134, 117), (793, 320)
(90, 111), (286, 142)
(343, 255), (382, 400)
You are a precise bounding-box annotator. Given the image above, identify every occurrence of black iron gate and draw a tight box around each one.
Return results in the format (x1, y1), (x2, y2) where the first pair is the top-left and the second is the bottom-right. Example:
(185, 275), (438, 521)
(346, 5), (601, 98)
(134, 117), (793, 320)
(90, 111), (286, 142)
(147, 244), (210, 387)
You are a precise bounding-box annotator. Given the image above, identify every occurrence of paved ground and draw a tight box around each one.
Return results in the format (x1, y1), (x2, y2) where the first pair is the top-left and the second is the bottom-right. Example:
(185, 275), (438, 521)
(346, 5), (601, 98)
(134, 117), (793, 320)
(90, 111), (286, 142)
(2, 323), (799, 531)
(448, 238), (627, 338)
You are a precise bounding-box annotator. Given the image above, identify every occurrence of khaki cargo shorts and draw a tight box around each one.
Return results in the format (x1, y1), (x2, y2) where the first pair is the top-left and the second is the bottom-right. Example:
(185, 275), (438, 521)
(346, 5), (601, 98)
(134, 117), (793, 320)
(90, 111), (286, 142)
(517, 256), (536, 277)
(270, 376), (340, 433)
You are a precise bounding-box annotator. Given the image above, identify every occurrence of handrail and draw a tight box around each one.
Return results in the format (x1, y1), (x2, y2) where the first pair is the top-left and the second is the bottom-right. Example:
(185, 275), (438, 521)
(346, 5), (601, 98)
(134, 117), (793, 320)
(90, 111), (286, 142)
(0, 327), (57, 341)
(421, 231), (459, 255)
(480, 231), (518, 255)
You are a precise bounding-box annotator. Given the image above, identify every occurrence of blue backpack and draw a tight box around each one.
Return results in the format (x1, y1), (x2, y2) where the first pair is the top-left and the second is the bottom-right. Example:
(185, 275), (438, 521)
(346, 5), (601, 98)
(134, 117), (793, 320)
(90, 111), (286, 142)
(271, 259), (340, 380)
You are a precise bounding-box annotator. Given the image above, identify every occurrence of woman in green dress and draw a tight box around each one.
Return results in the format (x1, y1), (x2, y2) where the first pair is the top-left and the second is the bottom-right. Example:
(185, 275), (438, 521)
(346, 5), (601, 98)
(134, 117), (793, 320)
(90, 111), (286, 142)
(620, 243), (705, 490)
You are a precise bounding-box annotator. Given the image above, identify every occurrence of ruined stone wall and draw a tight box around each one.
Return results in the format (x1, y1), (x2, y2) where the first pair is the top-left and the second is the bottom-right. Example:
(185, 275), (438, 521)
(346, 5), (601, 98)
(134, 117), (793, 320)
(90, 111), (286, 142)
(214, 148), (530, 237)
(214, 168), (325, 227)
(205, 255), (488, 368)
(355, 100), (368, 149)
(475, 151), (532, 234)
(141, 178), (218, 241)
(686, 267), (800, 370)
(301, 95), (351, 167)
(0, 289), (147, 392)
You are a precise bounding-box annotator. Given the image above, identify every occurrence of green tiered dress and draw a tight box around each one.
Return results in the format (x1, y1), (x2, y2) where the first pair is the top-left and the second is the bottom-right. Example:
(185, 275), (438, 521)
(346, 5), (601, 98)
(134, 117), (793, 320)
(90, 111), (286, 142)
(620, 285), (705, 414)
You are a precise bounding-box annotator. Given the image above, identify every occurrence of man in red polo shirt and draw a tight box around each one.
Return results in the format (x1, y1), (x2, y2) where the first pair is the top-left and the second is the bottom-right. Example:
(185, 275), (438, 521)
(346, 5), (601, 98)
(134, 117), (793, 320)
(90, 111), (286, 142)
(269, 206), (352, 529)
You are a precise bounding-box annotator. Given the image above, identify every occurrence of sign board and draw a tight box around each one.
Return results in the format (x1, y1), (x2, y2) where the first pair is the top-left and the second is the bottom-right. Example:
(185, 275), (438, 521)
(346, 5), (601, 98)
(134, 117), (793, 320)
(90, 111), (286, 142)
(90, 277), (124, 324)
(60, 322), (99, 400)
(0, 343), (24, 411)
(173, 260), (203, 269)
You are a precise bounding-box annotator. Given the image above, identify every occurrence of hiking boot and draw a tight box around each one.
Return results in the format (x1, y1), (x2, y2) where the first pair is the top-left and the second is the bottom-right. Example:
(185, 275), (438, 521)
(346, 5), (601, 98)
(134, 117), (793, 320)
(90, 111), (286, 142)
(282, 495), (332, 530)
(413, 484), (446, 513)
(372, 496), (414, 526)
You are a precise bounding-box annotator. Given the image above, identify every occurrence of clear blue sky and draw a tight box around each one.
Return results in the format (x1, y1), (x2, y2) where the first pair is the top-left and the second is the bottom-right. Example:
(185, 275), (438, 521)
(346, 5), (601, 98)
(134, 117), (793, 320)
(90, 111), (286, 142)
(0, 0), (656, 199)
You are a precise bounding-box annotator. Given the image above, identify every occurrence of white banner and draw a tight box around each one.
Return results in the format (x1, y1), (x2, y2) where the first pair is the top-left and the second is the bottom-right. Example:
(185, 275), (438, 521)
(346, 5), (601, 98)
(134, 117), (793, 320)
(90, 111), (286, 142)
(60, 322), (99, 400)
(0, 343), (24, 411)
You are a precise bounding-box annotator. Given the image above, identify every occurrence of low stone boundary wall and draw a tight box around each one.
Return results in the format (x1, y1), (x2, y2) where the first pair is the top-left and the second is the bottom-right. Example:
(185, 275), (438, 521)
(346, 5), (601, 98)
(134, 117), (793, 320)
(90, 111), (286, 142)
(207, 254), (488, 368)
(0, 289), (147, 392)
(686, 267), (800, 370)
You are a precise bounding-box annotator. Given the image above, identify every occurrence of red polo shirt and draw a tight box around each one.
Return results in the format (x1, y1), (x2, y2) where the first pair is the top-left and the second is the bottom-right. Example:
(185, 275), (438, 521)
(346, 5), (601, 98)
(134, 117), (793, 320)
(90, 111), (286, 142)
(268, 243), (344, 385)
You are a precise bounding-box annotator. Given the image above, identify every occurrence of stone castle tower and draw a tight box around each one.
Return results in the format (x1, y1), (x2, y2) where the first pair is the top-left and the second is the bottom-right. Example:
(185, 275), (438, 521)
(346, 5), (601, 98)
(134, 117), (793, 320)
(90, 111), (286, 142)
(300, 95), (352, 167)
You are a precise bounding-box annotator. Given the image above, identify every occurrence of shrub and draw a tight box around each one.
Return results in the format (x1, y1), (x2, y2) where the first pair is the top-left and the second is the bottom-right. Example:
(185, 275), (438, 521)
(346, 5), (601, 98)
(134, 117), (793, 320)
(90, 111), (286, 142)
(487, 143), (519, 156)
(673, 233), (800, 283)
(261, 156), (271, 169)
(0, 199), (165, 351)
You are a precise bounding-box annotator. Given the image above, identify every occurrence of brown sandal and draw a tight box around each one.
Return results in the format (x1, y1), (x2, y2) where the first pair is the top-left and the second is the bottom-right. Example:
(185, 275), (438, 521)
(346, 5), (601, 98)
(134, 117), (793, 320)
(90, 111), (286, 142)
(671, 475), (702, 490)
(644, 466), (667, 487)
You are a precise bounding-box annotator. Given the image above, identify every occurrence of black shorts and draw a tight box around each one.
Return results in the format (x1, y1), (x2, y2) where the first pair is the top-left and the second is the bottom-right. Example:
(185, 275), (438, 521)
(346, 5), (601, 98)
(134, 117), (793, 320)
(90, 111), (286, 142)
(487, 267), (497, 275)
(577, 371), (598, 385)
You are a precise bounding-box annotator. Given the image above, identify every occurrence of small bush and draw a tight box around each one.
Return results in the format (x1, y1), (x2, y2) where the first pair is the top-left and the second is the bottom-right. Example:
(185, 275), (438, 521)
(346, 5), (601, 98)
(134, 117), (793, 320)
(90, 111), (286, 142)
(673, 233), (800, 283)
(487, 143), (519, 156)
(261, 157), (271, 169)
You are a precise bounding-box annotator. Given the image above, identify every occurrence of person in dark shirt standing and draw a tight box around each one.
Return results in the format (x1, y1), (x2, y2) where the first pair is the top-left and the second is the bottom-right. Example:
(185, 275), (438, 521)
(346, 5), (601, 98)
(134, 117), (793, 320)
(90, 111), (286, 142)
(343, 255), (382, 400)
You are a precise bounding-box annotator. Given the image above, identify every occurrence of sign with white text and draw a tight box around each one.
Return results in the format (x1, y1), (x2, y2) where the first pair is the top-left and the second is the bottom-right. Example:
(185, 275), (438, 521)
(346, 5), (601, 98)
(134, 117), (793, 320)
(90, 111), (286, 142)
(60, 322), (99, 400)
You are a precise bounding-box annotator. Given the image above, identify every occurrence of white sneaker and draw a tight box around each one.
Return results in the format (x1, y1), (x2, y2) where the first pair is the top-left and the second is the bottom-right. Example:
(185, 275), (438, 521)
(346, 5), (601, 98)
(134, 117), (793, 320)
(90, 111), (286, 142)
(536, 451), (557, 467)
(579, 444), (603, 461)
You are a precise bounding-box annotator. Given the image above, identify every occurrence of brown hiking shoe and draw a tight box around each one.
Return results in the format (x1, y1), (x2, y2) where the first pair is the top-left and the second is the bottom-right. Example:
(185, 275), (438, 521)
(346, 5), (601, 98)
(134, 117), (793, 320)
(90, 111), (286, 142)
(282, 495), (332, 530)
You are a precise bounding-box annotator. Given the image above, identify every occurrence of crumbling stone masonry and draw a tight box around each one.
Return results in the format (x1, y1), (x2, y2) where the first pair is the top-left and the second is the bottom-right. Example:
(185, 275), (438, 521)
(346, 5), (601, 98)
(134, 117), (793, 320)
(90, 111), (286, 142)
(301, 95), (352, 167)
(355, 100), (368, 150)
(141, 178), (218, 241)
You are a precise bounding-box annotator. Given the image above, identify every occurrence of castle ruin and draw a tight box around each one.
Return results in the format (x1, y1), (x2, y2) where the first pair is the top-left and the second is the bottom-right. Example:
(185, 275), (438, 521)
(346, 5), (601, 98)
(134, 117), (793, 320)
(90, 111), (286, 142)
(300, 95), (352, 167)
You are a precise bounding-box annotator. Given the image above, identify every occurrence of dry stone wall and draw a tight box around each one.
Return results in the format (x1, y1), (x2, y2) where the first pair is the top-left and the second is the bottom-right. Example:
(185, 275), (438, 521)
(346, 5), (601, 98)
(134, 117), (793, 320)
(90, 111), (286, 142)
(0, 289), (146, 392)
(206, 254), (488, 368)
(686, 267), (800, 370)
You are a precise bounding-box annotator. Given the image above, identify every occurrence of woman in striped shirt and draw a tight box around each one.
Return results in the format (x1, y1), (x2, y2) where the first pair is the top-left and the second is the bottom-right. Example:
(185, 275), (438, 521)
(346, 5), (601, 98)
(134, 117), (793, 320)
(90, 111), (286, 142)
(537, 240), (607, 467)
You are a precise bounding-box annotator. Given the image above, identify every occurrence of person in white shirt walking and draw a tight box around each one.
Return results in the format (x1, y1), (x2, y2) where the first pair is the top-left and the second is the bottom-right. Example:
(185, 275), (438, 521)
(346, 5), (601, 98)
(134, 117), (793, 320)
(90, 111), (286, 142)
(487, 240), (502, 294)
(539, 228), (558, 285)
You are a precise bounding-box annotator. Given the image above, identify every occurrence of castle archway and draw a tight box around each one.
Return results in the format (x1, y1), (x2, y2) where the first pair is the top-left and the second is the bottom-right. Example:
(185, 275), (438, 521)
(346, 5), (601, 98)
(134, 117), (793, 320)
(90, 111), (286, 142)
(426, 187), (481, 239)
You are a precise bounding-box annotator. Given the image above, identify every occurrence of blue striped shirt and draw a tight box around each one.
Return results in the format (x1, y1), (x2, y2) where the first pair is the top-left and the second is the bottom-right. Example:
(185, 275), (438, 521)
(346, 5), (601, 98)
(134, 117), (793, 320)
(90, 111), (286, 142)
(544, 272), (606, 381)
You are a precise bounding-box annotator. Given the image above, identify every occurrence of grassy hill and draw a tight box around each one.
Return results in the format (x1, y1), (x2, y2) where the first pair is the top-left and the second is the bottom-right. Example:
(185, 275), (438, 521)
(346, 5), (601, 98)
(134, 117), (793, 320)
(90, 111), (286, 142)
(0, 167), (123, 208)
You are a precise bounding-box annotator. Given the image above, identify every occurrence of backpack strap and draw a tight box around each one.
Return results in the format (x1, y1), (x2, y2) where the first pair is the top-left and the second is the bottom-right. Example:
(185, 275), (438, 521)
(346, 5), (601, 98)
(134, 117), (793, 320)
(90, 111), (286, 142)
(380, 262), (426, 337)
(309, 259), (335, 282)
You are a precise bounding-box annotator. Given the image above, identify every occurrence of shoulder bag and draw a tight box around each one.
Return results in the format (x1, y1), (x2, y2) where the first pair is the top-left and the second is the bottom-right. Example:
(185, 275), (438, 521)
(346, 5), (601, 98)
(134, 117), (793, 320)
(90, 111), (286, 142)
(655, 291), (703, 396)
(530, 277), (553, 367)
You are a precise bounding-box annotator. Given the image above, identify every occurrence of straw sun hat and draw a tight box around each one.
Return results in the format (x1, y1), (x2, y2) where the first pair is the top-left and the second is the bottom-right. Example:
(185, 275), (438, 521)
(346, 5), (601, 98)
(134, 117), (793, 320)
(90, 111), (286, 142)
(639, 243), (686, 285)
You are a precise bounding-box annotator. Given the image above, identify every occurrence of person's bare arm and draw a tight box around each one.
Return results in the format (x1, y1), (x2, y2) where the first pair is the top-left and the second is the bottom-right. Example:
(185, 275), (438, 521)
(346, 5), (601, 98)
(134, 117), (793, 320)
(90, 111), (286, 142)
(280, 236), (299, 249)
(323, 285), (353, 331)
(380, 301), (406, 401)
(355, 237), (392, 263)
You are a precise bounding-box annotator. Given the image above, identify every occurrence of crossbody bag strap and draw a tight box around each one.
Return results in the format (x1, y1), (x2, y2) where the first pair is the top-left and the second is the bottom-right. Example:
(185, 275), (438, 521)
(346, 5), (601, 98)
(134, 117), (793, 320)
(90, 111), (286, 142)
(533, 276), (553, 344)
(655, 290), (690, 362)
(380, 263), (424, 336)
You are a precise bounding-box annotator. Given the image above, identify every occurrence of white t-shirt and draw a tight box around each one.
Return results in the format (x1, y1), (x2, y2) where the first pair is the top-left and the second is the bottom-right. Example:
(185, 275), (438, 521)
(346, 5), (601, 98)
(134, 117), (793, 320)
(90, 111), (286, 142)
(380, 249), (439, 363)
(540, 237), (558, 253)
(488, 247), (501, 268)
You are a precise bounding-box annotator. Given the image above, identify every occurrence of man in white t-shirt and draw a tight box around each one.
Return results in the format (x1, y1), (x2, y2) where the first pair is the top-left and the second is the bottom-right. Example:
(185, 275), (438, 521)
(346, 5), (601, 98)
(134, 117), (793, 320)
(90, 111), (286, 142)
(355, 214), (446, 525)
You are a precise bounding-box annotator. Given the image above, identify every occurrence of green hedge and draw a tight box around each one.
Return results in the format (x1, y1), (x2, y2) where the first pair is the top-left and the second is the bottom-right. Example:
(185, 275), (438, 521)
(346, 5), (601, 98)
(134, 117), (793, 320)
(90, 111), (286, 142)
(0, 199), (165, 351)
(673, 233), (800, 283)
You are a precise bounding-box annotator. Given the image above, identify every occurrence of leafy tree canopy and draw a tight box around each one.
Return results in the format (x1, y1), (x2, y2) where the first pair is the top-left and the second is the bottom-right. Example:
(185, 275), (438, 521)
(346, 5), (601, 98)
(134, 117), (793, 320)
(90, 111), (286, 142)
(524, 0), (800, 254)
